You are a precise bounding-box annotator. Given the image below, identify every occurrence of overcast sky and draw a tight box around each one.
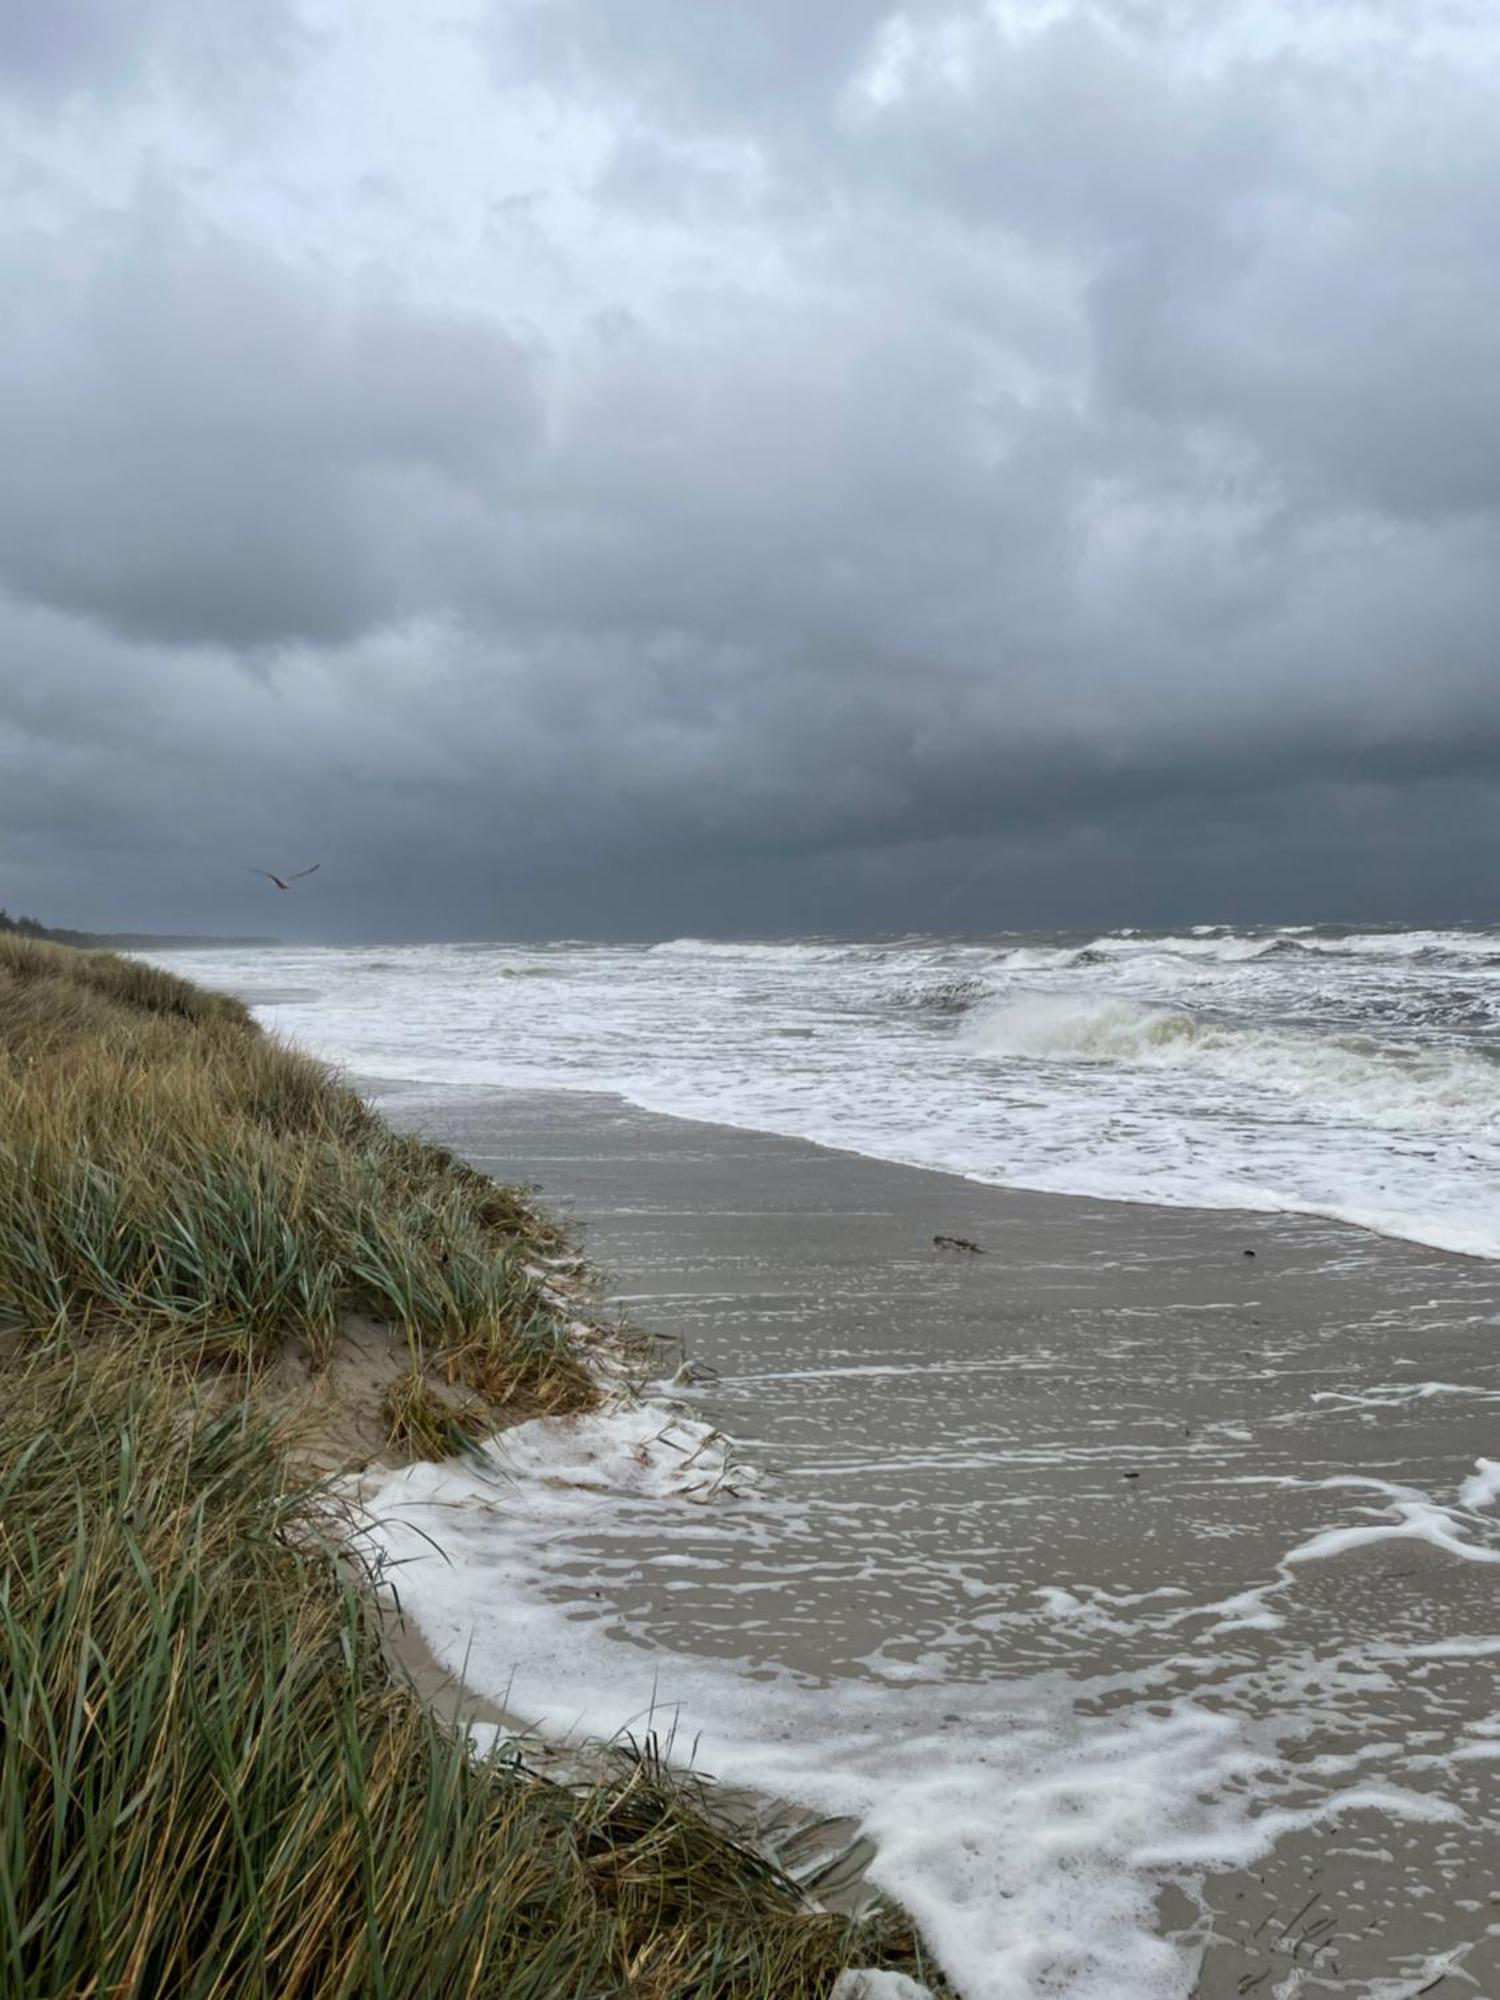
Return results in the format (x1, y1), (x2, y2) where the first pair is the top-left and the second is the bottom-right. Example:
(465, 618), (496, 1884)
(2, 0), (1498, 940)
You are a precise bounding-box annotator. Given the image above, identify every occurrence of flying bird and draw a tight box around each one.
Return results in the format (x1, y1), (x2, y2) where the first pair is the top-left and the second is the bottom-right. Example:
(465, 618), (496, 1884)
(250, 864), (320, 892)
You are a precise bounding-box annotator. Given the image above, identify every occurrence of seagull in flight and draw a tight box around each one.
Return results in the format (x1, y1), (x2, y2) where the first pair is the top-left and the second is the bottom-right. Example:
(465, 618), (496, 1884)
(250, 864), (320, 892)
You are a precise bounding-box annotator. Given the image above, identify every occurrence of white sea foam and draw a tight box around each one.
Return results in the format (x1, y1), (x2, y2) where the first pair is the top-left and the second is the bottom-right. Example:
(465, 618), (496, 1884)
(1312, 1382), (1500, 1410)
(365, 1406), (1245, 1999)
(1203, 1473), (1500, 1635)
(1284, 1480), (1500, 1568)
(486, 1405), (751, 1501)
(363, 1402), (1500, 2000)
(1362, 1945), (1500, 1999)
(831, 1973), (936, 2000)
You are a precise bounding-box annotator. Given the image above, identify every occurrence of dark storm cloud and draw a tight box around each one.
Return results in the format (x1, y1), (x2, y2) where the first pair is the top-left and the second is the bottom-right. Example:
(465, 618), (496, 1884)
(499, 0), (1500, 516)
(4, 0), (1500, 937)
(0, 198), (539, 647)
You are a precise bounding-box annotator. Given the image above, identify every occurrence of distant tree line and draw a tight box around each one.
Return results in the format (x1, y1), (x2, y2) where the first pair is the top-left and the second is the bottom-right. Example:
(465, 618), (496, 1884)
(0, 909), (276, 950)
(0, 909), (70, 941)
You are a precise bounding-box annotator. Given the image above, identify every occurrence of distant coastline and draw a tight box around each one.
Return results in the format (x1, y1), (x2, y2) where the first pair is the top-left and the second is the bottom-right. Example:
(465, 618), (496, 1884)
(0, 909), (277, 950)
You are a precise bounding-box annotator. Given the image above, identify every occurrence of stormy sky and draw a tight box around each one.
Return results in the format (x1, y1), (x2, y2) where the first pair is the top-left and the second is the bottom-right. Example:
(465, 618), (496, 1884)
(3, 0), (1499, 940)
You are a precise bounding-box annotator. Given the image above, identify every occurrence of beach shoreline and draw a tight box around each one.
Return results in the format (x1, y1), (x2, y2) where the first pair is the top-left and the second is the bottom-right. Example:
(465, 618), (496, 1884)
(370, 1081), (1500, 1999)
(19, 918), (1497, 1995)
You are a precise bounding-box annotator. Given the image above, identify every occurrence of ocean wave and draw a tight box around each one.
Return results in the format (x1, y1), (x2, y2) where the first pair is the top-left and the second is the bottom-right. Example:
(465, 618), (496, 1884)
(1296, 929), (1500, 962)
(1069, 932), (1292, 967)
(649, 937), (756, 958)
(893, 975), (994, 1014)
(966, 994), (1500, 1133)
(1356, 986), (1500, 1031)
(992, 943), (1087, 969)
(648, 937), (848, 963)
(1068, 928), (1500, 968)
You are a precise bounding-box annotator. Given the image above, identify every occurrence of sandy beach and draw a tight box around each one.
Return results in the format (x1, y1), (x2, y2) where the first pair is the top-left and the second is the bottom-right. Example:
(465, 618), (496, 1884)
(371, 1081), (1500, 1998)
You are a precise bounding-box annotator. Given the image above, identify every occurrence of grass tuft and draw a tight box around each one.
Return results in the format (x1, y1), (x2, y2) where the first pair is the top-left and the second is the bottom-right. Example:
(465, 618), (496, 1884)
(381, 1365), (489, 1458)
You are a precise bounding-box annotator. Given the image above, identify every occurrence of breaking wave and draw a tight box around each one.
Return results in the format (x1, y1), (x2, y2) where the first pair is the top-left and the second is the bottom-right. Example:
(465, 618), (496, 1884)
(649, 936), (848, 962)
(967, 995), (1500, 1134)
(994, 930), (1500, 971)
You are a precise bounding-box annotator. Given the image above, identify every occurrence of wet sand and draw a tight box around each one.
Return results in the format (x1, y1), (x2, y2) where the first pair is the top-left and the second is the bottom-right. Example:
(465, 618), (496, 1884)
(376, 1083), (1500, 1997)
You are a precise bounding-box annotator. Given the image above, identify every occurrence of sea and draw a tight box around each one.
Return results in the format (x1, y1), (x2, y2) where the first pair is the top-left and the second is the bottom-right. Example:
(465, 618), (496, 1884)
(162, 924), (1500, 1259)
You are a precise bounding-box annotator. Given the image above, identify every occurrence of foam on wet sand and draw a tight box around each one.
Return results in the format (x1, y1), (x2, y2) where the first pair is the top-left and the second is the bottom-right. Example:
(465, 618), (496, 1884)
(356, 1089), (1500, 1999)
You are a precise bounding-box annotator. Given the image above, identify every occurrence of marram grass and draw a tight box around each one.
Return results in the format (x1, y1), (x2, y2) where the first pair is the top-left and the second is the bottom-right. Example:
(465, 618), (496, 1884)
(0, 938), (935, 1998)
(0, 932), (583, 1404)
(0, 1356), (918, 2000)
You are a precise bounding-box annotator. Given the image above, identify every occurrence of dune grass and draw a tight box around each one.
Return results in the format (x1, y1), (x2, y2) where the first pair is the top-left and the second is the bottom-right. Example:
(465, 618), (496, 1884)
(0, 1354), (914, 2000)
(0, 938), (933, 1998)
(0, 933), (583, 1406)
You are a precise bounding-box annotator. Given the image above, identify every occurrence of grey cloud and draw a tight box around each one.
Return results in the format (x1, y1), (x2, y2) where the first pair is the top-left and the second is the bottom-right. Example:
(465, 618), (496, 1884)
(492, 0), (898, 128)
(4, 0), (1500, 936)
(498, 0), (1500, 518)
(0, 0), (308, 105)
(0, 197), (539, 647)
(860, 15), (1500, 523)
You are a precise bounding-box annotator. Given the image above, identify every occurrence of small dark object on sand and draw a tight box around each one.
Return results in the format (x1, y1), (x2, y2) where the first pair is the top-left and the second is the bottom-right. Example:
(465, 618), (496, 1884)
(1122, 1470), (1140, 1480)
(1243, 1248), (1256, 1258)
(933, 1233), (984, 1255)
